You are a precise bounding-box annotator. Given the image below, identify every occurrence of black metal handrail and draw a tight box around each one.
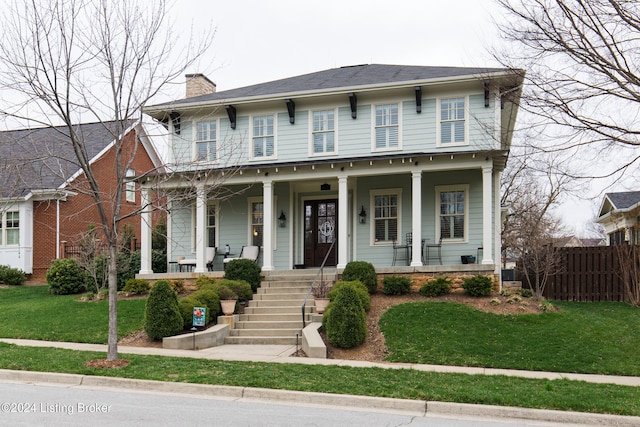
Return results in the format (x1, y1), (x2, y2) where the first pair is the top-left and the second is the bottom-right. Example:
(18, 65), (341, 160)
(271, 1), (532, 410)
(301, 239), (336, 328)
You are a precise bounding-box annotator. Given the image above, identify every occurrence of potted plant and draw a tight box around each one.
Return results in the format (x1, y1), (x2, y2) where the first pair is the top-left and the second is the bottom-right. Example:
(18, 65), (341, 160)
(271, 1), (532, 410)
(216, 285), (238, 316)
(312, 281), (332, 314)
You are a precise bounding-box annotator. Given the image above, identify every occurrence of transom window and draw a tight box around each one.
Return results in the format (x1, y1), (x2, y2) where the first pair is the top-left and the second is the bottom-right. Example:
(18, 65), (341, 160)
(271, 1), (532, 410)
(371, 191), (400, 243)
(252, 116), (274, 158)
(312, 110), (335, 154)
(1, 211), (19, 246)
(374, 104), (399, 150)
(440, 97), (466, 144)
(196, 120), (216, 162)
(437, 186), (467, 241)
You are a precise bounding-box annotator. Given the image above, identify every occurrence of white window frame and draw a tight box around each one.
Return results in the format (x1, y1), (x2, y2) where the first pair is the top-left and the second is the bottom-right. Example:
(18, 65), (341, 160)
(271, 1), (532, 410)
(436, 96), (469, 147)
(195, 119), (217, 163)
(251, 115), (276, 160)
(309, 109), (337, 156)
(369, 188), (402, 245)
(125, 169), (136, 203)
(435, 184), (469, 243)
(371, 103), (401, 152)
(1, 210), (20, 246)
(206, 201), (219, 249)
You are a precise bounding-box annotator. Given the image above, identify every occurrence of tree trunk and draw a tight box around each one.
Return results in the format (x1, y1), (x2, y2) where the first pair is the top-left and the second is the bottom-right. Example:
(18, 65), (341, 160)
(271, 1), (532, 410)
(107, 243), (119, 360)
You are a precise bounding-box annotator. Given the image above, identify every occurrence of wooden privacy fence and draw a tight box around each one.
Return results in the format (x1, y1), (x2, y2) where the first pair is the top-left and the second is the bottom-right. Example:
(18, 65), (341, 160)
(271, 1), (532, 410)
(534, 246), (628, 302)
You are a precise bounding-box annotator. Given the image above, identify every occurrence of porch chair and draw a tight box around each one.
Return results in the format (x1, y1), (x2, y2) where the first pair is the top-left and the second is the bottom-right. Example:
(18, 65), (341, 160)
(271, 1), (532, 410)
(178, 246), (217, 272)
(223, 245), (260, 269)
(392, 232), (412, 266)
(423, 237), (442, 265)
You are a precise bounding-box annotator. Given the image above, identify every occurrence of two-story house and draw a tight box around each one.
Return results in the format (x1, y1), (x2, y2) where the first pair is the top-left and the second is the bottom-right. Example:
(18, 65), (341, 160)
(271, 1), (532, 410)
(140, 64), (523, 275)
(0, 120), (162, 279)
(597, 191), (640, 245)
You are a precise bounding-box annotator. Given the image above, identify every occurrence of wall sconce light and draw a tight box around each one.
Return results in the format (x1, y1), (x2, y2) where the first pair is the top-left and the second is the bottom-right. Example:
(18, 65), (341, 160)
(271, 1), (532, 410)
(278, 210), (287, 228)
(359, 205), (367, 224)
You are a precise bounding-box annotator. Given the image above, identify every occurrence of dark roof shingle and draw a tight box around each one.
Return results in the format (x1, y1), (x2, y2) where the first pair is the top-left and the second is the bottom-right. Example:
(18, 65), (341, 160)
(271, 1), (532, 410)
(606, 191), (640, 210)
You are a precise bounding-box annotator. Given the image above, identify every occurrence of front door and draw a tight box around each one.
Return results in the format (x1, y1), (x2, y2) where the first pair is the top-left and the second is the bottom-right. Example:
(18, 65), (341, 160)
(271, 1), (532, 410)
(304, 199), (337, 267)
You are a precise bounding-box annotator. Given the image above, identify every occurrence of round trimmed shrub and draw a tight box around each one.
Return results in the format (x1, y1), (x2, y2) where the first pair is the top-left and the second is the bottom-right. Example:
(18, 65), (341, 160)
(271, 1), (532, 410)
(144, 280), (183, 340)
(123, 278), (150, 295)
(341, 261), (377, 294)
(419, 277), (453, 297)
(382, 275), (412, 295)
(327, 280), (370, 311)
(194, 275), (216, 290)
(46, 258), (87, 295)
(178, 296), (208, 329)
(325, 285), (367, 349)
(0, 265), (27, 286)
(462, 275), (494, 297)
(216, 279), (253, 302)
(224, 258), (261, 292)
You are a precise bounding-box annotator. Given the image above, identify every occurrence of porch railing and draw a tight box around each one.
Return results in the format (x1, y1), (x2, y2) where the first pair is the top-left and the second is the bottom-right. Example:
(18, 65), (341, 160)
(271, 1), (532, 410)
(301, 239), (336, 329)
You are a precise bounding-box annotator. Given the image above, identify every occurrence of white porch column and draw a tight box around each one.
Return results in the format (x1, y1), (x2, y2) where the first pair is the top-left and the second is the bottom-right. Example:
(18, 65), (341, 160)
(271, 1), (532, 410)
(139, 187), (153, 274)
(337, 176), (349, 269)
(194, 185), (207, 273)
(494, 170), (502, 273)
(482, 165), (494, 264)
(411, 171), (423, 266)
(262, 179), (274, 271)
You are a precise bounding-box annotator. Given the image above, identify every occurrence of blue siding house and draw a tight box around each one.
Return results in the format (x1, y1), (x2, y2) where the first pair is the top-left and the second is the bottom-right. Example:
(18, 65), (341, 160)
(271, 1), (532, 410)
(141, 64), (523, 275)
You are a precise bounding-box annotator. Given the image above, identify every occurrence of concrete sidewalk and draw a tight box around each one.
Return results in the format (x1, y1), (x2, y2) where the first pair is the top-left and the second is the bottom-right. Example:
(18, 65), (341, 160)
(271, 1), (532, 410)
(1, 338), (640, 426)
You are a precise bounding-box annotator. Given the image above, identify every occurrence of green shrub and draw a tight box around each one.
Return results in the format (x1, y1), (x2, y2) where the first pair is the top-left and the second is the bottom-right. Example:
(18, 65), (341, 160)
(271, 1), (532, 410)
(325, 285), (367, 349)
(194, 275), (217, 290)
(419, 277), (453, 297)
(382, 275), (412, 295)
(341, 261), (377, 294)
(216, 279), (253, 302)
(122, 278), (150, 295)
(0, 265), (27, 286)
(224, 258), (261, 292)
(144, 280), (183, 340)
(178, 297), (210, 329)
(462, 275), (494, 297)
(519, 288), (533, 298)
(46, 258), (87, 295)
(169, 280), (185, 295)
(327, 280), (370, 311)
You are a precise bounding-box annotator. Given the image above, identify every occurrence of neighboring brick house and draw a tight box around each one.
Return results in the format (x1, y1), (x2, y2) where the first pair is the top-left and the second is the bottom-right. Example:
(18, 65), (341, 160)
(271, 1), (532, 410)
(0, 121), (162, 279)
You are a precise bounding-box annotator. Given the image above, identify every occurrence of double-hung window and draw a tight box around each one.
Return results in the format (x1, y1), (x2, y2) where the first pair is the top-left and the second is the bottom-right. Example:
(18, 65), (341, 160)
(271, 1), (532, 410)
(196, 120), (217, 162)
(371, 190), (401, 243)
(439, 97), (466, 145)
(252, 115), (274, 159)
(312, 110), (335, 154)
(207, 203), (217, 248)
(374, 104), (399, 150)
(437, 186), (468, 241)
(1, 211), (19, 246)
(125, 169), (136, 203)
(251, 201), (264, 247)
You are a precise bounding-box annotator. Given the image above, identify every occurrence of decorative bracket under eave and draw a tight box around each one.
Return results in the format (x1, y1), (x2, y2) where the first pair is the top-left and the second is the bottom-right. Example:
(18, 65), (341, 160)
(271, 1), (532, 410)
(225, 105), (237, 129)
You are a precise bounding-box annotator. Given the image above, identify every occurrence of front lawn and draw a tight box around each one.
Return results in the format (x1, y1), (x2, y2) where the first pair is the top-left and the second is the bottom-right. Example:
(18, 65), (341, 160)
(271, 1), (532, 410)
(380, 300), (640, 376)
(0, 285), (145, 343)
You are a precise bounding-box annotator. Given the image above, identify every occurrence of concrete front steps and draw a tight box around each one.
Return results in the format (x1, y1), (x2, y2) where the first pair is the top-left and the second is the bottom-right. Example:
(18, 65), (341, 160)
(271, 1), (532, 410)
(224, 270), (336, 345)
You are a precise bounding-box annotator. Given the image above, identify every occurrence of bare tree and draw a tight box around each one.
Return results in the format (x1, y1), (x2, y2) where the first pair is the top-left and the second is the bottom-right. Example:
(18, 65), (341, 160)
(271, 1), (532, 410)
(614, 240), (640, 307)
(495, 0), (640, 183)
(0, 0), (213, 360)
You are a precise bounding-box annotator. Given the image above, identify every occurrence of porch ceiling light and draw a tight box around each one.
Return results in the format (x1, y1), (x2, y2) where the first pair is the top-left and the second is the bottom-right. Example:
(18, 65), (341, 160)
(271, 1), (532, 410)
(278, 210), (287, 228)
(359, 205), (367, 224)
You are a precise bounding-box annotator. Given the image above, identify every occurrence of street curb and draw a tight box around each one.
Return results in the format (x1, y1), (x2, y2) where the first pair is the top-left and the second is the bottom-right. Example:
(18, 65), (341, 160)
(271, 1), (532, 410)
(2, 369), (640, 426)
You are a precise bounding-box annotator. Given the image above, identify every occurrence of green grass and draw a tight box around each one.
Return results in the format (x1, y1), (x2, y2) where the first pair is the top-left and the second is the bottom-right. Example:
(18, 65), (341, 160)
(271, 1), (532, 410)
(0, 342), (638, 417)
(0, 286), (145, 343)
(380, 301), (640, 376)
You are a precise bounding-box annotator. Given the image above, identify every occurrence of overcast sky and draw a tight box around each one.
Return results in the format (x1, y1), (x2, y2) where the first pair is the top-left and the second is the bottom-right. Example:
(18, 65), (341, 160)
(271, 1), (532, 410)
(168, 0), (602, 235)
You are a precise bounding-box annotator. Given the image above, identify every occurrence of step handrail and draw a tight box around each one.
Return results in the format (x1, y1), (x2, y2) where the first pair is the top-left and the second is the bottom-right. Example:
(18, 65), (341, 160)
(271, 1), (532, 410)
(301, 239), (336, 328)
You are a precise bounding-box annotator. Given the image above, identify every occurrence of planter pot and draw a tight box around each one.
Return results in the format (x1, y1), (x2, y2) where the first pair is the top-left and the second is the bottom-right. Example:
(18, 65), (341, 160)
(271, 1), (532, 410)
(314, 297), (330, 314)
(221, 299), (237, 316)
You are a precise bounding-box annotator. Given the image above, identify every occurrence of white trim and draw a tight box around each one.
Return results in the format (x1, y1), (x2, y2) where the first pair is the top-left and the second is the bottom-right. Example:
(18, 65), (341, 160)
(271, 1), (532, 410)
(193, 118), (219, 164)
(250, 114), (277, 161)
(435, 184), (469, 243)
(436, 95), (469, 148)
(371, 103), (402, 152)
(369, 188), (403, 246)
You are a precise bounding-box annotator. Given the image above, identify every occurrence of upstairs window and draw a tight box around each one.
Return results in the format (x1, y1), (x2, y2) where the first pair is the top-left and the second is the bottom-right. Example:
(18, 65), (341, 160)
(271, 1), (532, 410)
(374, 104), (399, 150)
(196, 120), (216, 162)
(439, 97), (466, 144)
(1, 211), (19, 246)
(125, 169), (136, 203)
(312, 110), (335, 154)
(437, 186), (467, 241)
(252, 115), (274, 158)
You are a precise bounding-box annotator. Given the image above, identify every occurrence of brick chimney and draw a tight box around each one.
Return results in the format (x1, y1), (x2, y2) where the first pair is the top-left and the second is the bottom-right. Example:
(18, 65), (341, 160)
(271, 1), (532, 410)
(185, 73), (216, 98)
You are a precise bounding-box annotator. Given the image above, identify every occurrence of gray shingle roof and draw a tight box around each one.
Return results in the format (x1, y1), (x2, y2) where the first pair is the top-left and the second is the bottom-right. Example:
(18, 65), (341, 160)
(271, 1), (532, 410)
(0, 121), (129, 199)
(149, 64), (510, 109)
(606, 191), (640, 210)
